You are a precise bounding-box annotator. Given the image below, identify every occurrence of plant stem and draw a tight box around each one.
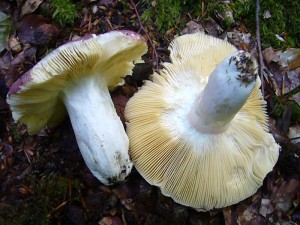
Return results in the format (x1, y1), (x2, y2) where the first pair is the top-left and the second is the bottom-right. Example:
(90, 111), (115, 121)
(256, 0), (265, 96)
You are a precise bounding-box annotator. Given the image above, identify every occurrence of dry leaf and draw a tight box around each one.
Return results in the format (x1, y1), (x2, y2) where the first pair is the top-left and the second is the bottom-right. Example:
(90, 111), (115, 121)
(5, 47), (37, 87)
(291, 92), (300, 106)
(266, 61), (300, 95)
(262, 47), (280, 64)
(180, 21), (204, 35)
(283, 69), (300, 94)
(271, 179), (300, 205)
(203, 17), (223, 37)
(288, 125), (300, 145)
(226, 30), (251, 51)
(263, 10), (272, 19)
(278, 48), (300, 70)
(17, 14), (59, 46)
(8, 36), (22, 53)
(259, 199), (274, 217)
(98, 216), (123, 225)
(20, 0), (43, 18)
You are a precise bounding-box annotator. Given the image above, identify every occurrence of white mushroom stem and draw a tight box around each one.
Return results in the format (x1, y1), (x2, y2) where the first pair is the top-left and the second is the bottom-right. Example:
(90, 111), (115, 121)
(61, 75), (132, 185)
(189, 51), (258, 134)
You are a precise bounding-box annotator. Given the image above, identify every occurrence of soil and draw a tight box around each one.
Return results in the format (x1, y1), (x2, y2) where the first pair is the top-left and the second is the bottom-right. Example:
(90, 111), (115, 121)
(0, 1), (299, 225)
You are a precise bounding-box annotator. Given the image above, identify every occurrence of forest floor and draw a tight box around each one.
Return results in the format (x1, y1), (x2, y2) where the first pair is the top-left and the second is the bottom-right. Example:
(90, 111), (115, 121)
(0, 0), (299, 225)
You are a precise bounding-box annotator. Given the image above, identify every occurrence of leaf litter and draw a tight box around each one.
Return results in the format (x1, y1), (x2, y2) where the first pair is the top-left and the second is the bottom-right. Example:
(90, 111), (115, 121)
(0, 0), (299, 224)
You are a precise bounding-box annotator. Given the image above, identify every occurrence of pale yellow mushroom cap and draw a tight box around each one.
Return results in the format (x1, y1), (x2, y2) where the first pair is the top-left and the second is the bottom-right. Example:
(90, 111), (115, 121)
(125, 32), (279, 211)
(7, 31), (147, 134)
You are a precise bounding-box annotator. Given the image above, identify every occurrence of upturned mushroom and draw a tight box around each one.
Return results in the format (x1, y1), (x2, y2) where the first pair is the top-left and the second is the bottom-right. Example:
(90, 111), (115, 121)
(125, 32), (280, 210)
(7, 30), (147, 185)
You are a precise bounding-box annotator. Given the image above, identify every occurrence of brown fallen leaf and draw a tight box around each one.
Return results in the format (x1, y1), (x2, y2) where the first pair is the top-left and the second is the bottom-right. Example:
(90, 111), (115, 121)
(8, 35), (22, 54)
(17, 14), (60, 46)
(0, 51), (12, 77)
(266, 63), (300, 96)
(266, 178), (300, 223)
(180, 21), (204, 35)
(268, 117), (288, 143)
(0, 140), (14, 170)
(99, 216), (123, 225)
(5, 46), (37, 87)
(20, 0), (44, 18)
(282, 69), (300, 94)
(111, 93), (130, 124)
(259, 198), (274, 217)
(262, 47), (280, 64)
(271, 179), (300, 206)
(223, 193), (267, 225)
(226, 30), (252, 51)
(99, 0), (114, 4)
(278, 48), (300, 70)
(237, 207), (266, 225)
(291, 93), (300, 107)
(203, 17), (224, 37)
(131, 63), (153, 86)
(263, 47), (300, 95)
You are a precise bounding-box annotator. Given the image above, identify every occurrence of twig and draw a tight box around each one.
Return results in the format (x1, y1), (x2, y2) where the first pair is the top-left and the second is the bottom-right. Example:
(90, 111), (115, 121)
(256, 0), (265, 96)
(105, 17), (114, 30)
(130, 0), (159, 70)
(47, 201), (68, 218)
(202, 0), (205, 18)
(121, 209), (128, 225)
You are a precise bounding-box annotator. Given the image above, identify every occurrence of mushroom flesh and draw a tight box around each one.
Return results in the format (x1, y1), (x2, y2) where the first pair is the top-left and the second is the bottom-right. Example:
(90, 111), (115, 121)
(7, 31), (148, 185)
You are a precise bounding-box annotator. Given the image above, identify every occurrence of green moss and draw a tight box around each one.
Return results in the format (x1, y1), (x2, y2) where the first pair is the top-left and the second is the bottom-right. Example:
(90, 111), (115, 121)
(231, 0), (300, 49)
(49, 0), (79, 27)
(270, 95), (286, 118)
(9, 123), (24, 143)
(2, 174), (80, 225)
(289, 100), (300, 123)
(0, 12), (11, 52)
(269, 93), (300, 124)
(224, 16), (233, 28)
(141, 0), (299, 48)
(141, 0), (217, 33)
(141, 0), (182, 32)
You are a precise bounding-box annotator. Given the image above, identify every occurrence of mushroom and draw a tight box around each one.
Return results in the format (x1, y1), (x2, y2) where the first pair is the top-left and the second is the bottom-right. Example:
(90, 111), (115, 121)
(125, 32), (280, 210)
(7, 30), (148, 185)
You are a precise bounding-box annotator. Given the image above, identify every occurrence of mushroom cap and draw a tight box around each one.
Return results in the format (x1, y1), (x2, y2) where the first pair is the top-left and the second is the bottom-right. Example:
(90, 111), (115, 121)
(125, 32), (279, 210)
(7, 31), (147, 134)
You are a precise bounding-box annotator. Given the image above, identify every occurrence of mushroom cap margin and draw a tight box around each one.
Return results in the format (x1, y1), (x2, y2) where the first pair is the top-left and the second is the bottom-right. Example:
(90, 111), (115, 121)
(125, 33), (280, 210)
(7, 31), (147, 134)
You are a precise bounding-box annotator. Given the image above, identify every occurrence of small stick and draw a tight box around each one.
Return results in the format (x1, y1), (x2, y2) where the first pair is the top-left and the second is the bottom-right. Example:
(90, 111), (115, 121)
(121, 209), (128, 225)
(130, 0), (159, 70)
(47, 201), (68, 218)
(256, 0), (265, 96)
(202, 0), (205, 18)
(105, 17), (114, 30)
